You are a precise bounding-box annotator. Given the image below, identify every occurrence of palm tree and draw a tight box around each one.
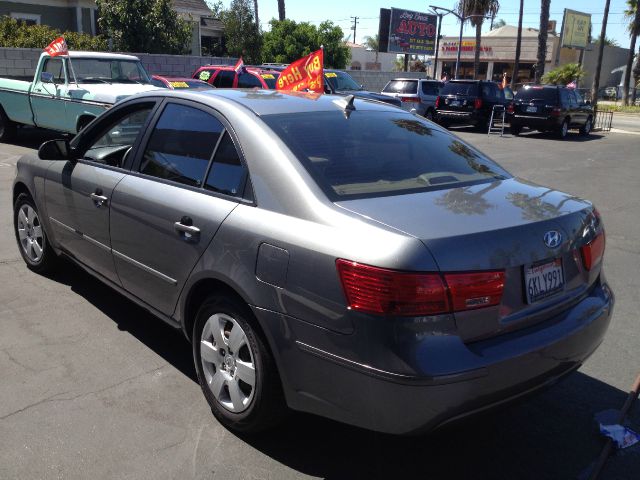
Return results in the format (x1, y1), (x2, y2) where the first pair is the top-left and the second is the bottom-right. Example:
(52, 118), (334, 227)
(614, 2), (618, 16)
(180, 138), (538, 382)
(511, 0), (524, 88)
(535, 0), (551, 83)
(253, 0), (259, 27)
(363, 35), (379, 67)
(623, 0), (639, 105)
(456, 0), (500, 79)
(591, 0), (612, 105)
(277, 0), (285, 21)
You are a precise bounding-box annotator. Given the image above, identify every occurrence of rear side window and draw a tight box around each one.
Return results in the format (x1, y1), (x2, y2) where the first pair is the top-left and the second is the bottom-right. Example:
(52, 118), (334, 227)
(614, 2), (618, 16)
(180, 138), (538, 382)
(263, 111), (510, 200)
(383, 80), (418, 94)
(421, 82), (440, 95)
(237, 72), (263, 88)
(516, 87), (558, 103)
(213, 70), (235, 88)
(204, 132), (247, 197)
(140, 103), (224, 187)
(439, 82), (479, 96)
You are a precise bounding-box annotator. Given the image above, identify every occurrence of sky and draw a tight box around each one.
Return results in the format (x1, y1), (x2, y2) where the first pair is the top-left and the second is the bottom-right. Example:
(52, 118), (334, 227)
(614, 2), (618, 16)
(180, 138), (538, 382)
(218, 0), (635, 50)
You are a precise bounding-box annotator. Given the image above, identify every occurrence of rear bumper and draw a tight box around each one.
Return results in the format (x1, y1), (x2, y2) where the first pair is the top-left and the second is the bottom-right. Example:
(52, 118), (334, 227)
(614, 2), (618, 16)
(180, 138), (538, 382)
(253, 278), (614, 435)
(436, 109), (481, 125)
(511, 114), (561, 130)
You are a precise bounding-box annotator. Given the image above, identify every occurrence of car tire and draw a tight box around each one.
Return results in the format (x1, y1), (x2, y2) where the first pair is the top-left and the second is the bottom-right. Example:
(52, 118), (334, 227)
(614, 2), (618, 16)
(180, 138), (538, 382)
(557, 119), (569, 139)
(580, 116), (593, 136)
(13, 193), (57, 274)
(193, 294), (286, 434)
(0, 107), (17, 142)
(424, 109), (435, 121)
(511, 125), (522, 136)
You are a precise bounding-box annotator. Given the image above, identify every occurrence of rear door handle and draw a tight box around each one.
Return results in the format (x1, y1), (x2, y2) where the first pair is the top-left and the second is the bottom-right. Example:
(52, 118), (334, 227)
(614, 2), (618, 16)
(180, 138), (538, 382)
(90, 190), (108, 207)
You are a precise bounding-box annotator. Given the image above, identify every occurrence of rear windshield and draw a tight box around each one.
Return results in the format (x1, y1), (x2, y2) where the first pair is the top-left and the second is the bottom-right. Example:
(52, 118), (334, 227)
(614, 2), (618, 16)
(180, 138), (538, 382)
(515, 87), (558, 102)
(262, 111), (510, 200)
(260, 73), (277, 89)
(440, 82), (479, 96)
(383, 80), (418, 94)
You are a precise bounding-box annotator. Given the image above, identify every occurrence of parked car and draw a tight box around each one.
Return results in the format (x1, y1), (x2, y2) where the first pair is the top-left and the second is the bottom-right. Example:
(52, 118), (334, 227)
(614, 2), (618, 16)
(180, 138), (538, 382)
(0, 51), (158, 140)
(14, 89), (613, 435)
(510, 85), (594, 139)
(151, 75), (215, 90)
(435, 80), (512, 130)
(192, 65), (279, 89)
(380, 78), (443, 120)
(254, 65), (402, 107)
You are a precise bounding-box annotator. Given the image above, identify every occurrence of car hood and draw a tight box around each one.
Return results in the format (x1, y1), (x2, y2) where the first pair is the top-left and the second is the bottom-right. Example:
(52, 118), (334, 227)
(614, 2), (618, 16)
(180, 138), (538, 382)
(340, 90), (402, 106)
(70, 83), (161, 105)
(336, 177), (593, 271)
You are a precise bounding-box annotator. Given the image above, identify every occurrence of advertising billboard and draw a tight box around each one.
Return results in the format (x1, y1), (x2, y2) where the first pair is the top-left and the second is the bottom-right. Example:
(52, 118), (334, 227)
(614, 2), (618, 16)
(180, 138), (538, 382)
(561, 9), (591, 49)
(386, 8), (437, 55)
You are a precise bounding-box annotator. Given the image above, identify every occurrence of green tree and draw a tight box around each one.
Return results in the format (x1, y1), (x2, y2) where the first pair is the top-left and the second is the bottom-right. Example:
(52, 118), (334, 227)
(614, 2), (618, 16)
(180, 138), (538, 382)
(221, 0), (263, 63)
(456, 0), (500, 79)
(535, 0), (551, 83)
(595, 34), (619, 47)
(541, 62), (585, 84)
(262, 19), (349, 68)
(96, 0), (192, 54)
(0, 16), (106, 50)
(363, 34), (379, 66)
(623, 0), (640, 105)
(492, 18), (506, 29)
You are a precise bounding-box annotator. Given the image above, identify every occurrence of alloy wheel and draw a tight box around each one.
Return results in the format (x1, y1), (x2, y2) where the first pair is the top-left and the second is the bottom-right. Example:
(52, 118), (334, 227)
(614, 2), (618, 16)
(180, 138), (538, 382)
(16, 204), (44, 263)
(200, 313), (256, 413)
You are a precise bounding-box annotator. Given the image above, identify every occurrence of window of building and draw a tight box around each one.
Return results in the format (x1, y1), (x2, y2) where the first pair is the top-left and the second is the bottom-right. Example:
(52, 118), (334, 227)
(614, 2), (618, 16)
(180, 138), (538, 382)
(140, 104), (224, 187)
(351, 62), (362, 71)
(10, 13), (41, 26)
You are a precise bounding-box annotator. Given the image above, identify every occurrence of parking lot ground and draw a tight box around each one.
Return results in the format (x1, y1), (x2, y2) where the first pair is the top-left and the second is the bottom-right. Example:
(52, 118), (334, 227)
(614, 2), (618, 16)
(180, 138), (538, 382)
(1, 126), (639, 480)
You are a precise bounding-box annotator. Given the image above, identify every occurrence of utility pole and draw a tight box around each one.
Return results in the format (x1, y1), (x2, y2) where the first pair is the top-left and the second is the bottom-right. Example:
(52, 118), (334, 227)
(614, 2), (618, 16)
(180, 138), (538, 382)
(350, 16), (359, 44)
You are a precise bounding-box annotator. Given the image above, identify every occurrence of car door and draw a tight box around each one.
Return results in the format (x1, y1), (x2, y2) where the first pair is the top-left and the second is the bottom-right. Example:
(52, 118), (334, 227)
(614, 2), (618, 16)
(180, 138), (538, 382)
(567, 90), (582, 126)
(44, 99), (158, 285)
(31, 57), (68, 130)
(109, 100), (245, 315)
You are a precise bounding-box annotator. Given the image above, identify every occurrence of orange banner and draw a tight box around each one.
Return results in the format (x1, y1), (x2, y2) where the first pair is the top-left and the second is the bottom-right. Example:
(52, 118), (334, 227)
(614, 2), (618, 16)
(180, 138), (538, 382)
(276, 49), (324, 93)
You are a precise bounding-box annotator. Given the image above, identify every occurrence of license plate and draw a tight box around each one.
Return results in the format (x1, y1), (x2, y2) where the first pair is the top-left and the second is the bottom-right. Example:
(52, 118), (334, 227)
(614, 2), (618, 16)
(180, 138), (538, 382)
(525, 259), (564, 304)
(450, 100), (460, 106)
(526, 106), (537, 113)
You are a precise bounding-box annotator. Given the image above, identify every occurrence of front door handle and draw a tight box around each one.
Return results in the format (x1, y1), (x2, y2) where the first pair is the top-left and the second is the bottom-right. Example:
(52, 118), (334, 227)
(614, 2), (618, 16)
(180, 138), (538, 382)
(90, 189), (108, 207)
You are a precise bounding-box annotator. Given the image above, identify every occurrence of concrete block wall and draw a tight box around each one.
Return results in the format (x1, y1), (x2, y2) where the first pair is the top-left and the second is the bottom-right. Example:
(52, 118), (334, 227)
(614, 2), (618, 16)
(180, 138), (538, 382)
(0, 47), (235, 79)
(347, 71), (429, 93)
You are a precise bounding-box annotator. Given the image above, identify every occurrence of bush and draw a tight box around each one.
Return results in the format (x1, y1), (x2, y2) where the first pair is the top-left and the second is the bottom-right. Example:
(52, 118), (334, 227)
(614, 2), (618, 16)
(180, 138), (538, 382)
(541, 63), (585, 85)
(0, 16), (107, 50)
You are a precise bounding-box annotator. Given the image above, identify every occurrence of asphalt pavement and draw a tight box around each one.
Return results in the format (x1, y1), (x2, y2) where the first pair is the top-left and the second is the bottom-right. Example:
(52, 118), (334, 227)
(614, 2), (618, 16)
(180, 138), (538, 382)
(1, 123), (639, 480)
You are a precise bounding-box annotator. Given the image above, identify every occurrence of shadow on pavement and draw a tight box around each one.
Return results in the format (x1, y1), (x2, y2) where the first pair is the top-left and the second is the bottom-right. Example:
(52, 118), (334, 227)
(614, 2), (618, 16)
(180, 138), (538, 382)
(447, 124), (606, 142)
(4, 127), (63, 150)
(46, 260), (639, 480)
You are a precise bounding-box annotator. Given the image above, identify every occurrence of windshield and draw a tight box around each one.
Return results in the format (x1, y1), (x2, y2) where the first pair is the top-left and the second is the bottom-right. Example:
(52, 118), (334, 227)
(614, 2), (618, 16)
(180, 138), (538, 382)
(440, 82), (480, 96)
(382, 80), (418, 94)
(325, 71), (362, 91)
(71, 59), (151, 84)
(263, 111), (510, 200)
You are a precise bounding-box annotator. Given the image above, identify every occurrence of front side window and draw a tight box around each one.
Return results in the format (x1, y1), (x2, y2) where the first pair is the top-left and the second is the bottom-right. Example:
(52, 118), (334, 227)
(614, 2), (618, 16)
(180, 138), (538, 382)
(326, 72), (362, 91)
(213, 70), (235, 88)
(139, 104), (224, 187)
(237, 72), (263, 88)
(263, 111), (510, 200)
(42, 58), (65, 83)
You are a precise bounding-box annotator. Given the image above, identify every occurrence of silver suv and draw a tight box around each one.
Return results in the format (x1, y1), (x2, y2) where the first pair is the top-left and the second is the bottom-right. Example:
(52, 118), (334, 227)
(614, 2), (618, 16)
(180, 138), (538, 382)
(381, 78), (443, 120)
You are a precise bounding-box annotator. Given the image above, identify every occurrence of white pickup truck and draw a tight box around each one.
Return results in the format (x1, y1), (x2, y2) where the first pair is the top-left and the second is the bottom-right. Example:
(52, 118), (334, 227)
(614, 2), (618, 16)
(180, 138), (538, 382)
(0, 51), (159, 141)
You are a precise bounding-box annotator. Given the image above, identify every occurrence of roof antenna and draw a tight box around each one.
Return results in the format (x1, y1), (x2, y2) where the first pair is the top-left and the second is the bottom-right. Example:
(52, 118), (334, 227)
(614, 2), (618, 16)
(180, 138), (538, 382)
(335, 94), (356, 118)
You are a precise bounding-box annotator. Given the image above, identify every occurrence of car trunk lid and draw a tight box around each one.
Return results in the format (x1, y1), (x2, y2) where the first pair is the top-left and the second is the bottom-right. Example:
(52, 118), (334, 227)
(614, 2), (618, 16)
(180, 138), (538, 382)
(336, 178), (600, 341)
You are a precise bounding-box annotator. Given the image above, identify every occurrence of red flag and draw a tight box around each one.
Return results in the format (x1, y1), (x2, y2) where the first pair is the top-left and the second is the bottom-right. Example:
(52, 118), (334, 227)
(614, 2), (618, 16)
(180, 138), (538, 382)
(234, 57), (244, 74)
(276, 49), (324, 93)
(44, 36), (68, 57)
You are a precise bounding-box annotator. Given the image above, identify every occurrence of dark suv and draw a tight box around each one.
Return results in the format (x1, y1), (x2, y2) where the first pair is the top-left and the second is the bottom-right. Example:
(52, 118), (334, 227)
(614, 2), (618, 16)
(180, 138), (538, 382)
(510, 85), (594, 138)
(435, 80), (512, 130)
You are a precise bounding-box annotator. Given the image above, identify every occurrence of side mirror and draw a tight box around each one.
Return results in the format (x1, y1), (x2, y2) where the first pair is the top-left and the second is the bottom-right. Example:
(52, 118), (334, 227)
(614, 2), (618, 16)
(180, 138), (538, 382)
(38, 139), (75, 161)
(40, 72), (55, 83)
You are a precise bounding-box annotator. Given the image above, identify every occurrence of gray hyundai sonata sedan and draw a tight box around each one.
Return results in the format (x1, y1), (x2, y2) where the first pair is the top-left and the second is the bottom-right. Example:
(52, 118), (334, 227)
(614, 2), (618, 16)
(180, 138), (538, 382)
(12, 89), (613, 435)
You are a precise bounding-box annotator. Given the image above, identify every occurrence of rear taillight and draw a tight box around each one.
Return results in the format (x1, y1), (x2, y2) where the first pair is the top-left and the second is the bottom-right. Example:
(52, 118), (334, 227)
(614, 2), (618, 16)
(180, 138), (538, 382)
(435, 96), (441, 108)
(474, 98), (483, 109)
(581, 232), (605, 271)
(401, 97), (419, 103)
(444, 271), (506, 311)
(507, 103), (514, 114)
(550, 107), (562, 117)
(336, 259), (505, 316)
